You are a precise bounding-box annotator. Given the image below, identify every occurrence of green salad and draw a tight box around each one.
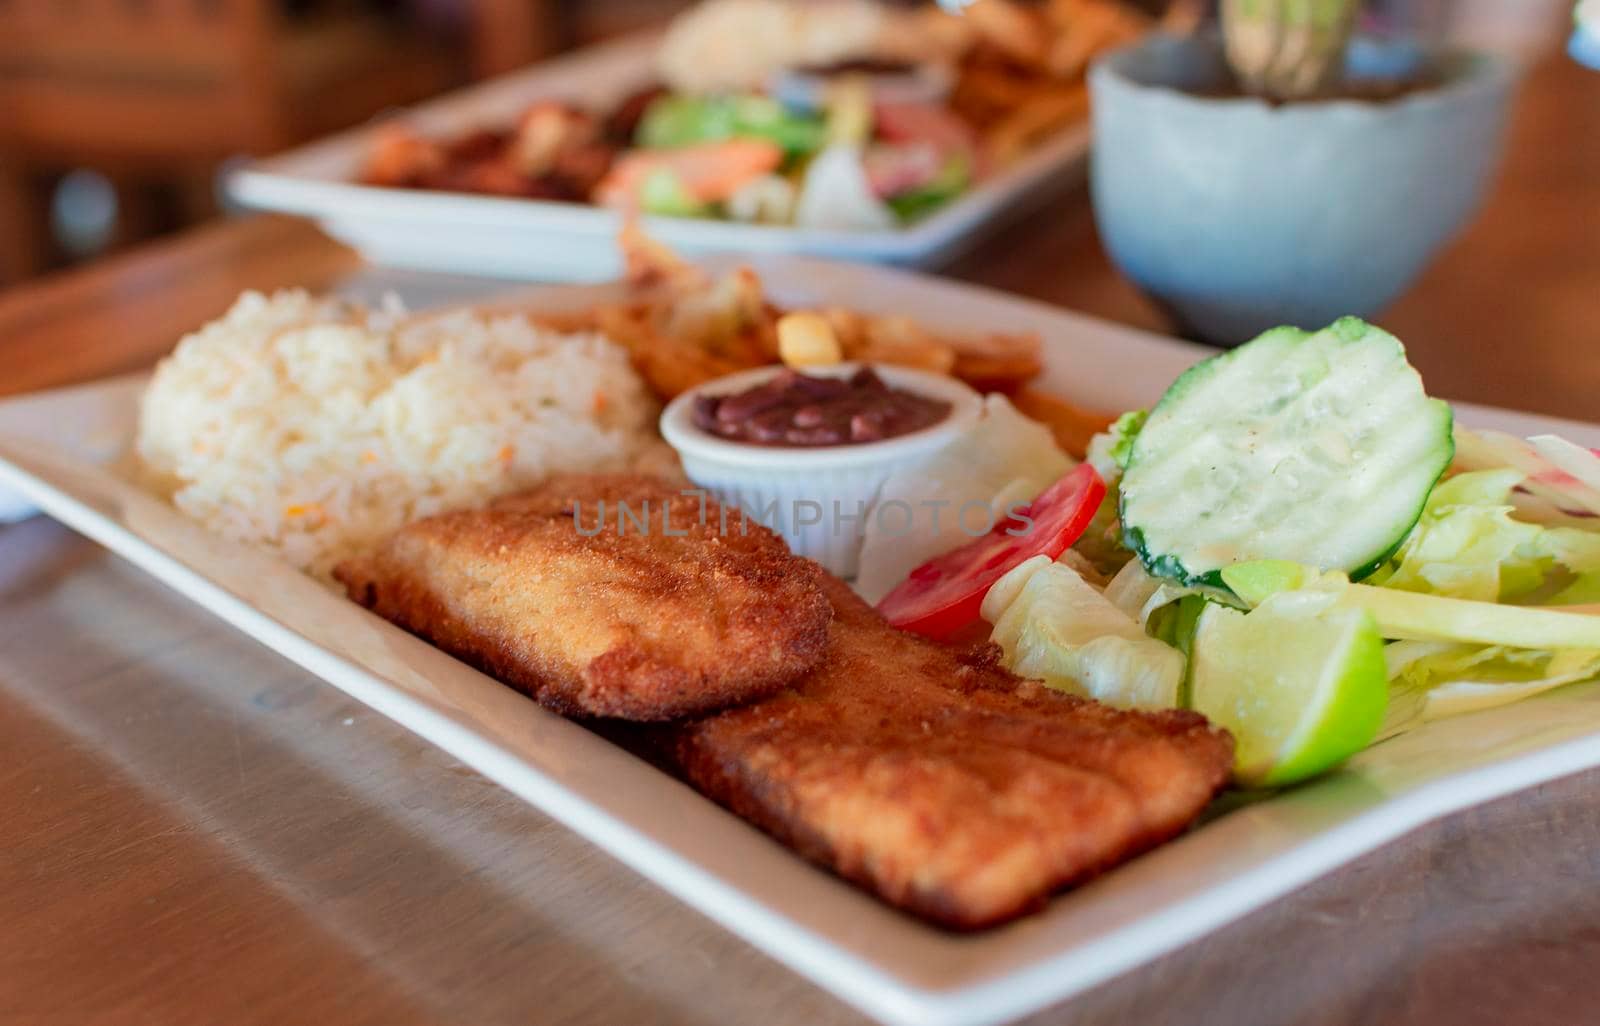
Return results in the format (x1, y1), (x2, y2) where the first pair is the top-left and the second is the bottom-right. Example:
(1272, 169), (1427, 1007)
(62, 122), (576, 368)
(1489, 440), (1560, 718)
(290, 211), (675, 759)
(982, 318), (1600, 788)
(599, 85), (976, 229)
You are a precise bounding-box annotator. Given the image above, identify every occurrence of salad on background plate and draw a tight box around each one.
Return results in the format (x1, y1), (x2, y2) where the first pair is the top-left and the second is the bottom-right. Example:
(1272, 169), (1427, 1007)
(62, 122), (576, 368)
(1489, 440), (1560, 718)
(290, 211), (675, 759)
(361, 0), (1147, 230)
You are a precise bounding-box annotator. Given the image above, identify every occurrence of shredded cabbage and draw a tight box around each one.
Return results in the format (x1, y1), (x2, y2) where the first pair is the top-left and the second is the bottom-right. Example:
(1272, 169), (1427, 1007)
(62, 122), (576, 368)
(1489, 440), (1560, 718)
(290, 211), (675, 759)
(1103, 558), (1164, 620)
(1452, 427), (1600, 527)
(1529, 435), (1600, 512)
(1222, 560), (1600, 650)
(1366, 466), (1600, 604)
(982, 556), (1184, 710)
(1380, 641), (1600, 738)
(1371, 469), (1546, 601)
(1550, 573), (1600, 606)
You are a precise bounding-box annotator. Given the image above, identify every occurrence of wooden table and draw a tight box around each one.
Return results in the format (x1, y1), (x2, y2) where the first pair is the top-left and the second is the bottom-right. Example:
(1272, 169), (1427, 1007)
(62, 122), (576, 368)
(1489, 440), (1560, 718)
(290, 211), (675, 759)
(2, 51), (1598, 1026)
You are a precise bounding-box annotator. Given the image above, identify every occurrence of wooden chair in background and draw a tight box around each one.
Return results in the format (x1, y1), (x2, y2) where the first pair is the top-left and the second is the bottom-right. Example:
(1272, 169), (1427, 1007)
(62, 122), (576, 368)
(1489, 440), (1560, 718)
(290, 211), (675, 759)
(0, 0), (460, 284)
(0, 0), (697, 286)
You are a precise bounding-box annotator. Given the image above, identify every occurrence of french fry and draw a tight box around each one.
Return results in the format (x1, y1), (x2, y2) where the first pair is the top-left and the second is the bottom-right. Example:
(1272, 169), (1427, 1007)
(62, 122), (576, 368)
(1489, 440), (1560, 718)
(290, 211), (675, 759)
(634, 336), (750, 399)
(858, 315), (959, 375)
(985, 86), (1090, 165)
(949, 331), (1044, 393)
(961, 0), (1050, 66)
(590, 304), (651, 352)
(819, 307), (871, 355)
(1010, 387), (1117, 460)
(1045, 0), (1149, 78)
(591, 228), (1051, 403)
(619, 219), (702, 290)
(945, 0), (1147, 165)
(953, 59), (1046, 114)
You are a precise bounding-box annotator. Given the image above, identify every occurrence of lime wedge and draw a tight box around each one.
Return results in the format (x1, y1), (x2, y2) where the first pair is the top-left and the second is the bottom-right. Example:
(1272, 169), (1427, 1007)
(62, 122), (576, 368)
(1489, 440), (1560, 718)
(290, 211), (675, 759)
(1189, 598), (1387, 788)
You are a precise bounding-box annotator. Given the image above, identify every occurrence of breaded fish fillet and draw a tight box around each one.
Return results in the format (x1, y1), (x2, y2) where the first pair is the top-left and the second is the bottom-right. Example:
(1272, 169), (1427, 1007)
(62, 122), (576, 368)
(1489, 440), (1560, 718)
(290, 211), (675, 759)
(673, 579), (1234, 929)
(335, 474), (832, 721)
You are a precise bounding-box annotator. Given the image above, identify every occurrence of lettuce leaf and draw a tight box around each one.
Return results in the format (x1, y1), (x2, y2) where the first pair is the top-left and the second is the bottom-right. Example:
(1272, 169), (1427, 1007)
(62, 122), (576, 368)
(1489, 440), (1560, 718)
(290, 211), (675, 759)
(1103, 558), (1165, 621)
(638, 167), (709, 217)
(1540, 527), (1600, 578)
(1369, 468), (1600, 603)
(983, 557), (1185, 710)
(638, 95), (825, 156)
(1074, 410), (1147, 574)
(1103, 557), (1235, 632)
(1226, 563), (1600, 736)
(1380, 641), (1600, 738)
(1370, 469), (1546, 601)
(1550, 572), (1600, 606)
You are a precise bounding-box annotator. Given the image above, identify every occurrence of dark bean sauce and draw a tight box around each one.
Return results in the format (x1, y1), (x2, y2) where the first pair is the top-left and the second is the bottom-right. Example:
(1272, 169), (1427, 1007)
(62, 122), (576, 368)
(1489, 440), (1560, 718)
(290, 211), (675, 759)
(692, 367), (952, 447)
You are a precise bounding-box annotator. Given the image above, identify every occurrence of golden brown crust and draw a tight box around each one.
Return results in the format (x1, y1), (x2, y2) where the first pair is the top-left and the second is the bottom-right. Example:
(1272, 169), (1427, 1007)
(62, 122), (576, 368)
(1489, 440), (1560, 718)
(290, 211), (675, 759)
(337, 476), (1230, 927)
(672, 577), (1234, 930)
(335, 474), (832, 721)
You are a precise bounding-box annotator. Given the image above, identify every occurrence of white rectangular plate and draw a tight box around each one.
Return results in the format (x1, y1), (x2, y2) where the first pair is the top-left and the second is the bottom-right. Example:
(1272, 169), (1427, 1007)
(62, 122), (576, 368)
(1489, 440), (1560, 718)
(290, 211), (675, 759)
(4, 260), (1600, 1026)
(226, 34), (1090, 281)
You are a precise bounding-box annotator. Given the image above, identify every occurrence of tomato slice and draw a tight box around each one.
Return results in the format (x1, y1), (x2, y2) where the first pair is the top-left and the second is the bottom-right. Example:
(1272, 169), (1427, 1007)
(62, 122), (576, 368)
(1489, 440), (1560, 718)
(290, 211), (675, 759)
(876, 464), (1106, 641)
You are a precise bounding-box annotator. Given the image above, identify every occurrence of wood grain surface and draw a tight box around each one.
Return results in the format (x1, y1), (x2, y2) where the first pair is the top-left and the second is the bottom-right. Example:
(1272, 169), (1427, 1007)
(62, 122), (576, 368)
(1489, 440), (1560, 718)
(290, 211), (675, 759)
(2, 48), (1599, 1026)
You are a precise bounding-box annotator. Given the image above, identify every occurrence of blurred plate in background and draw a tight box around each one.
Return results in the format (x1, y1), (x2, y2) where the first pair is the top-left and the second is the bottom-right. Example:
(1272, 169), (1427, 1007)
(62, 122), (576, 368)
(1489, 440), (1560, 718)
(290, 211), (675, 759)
(226, 34), (1093, 282)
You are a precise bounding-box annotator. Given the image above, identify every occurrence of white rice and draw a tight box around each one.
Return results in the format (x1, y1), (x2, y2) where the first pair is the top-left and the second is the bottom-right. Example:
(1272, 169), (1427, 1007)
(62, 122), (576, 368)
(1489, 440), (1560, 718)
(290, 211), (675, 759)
(136, 290), (671, 579)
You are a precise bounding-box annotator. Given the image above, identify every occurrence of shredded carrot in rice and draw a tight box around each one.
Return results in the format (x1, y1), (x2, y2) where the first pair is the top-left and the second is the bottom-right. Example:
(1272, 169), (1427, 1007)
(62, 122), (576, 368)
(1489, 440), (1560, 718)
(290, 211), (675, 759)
(498, 444), (516, 464)
(592, 392), (608, 414)
(361, 451), (379, 464)
(284, 503), (324, 519)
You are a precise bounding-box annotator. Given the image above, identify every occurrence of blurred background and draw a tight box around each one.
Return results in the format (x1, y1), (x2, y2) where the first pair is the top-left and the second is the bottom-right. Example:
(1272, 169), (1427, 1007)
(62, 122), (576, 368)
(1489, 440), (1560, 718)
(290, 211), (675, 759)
(0, 0), (1574, 288)
(0, 0), (700, 285)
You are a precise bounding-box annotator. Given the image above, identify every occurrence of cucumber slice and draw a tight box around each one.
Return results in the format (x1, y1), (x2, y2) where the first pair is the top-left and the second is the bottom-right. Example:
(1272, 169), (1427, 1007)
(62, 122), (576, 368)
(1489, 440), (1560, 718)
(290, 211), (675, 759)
(1120, 317), (1454, 586)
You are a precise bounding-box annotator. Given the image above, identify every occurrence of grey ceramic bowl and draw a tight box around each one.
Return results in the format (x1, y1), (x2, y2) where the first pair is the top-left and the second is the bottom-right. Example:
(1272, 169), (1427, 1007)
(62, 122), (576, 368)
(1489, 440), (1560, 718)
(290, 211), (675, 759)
(1089, 34), (1515, 345)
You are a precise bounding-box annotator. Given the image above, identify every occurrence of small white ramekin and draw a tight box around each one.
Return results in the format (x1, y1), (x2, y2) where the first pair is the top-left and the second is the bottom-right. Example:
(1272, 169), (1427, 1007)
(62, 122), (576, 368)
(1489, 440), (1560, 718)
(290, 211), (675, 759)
(660, 363), (981, 578)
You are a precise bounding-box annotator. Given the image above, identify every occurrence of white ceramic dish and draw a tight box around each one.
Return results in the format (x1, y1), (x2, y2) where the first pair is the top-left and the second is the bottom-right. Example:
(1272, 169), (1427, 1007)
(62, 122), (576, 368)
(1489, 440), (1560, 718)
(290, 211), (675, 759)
(225, 33), (1092, 282)
(660, 362), (982, 577)
(3, 259), (1600, 1026)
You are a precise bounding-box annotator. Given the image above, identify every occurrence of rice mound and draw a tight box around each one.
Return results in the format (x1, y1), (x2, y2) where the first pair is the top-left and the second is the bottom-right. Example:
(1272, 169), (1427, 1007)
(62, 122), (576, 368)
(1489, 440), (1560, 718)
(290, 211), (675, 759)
(136, 290), (672, 579)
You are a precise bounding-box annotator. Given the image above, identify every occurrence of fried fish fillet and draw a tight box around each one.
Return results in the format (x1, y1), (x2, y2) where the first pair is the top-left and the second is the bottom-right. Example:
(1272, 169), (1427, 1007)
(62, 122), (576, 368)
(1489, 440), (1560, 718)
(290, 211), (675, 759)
(334, 474), (832, 721)
(673, 578), (1234, 929)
